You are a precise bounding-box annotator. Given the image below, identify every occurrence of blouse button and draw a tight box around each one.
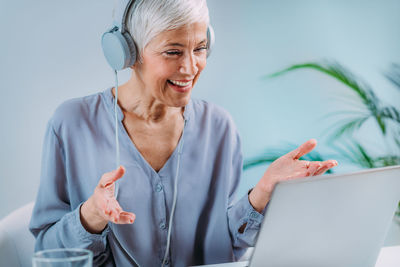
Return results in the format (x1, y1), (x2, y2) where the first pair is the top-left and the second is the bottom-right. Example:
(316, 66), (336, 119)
(250, 211), (258, 218)
(159, 222), (166, 230)
(156, 183), (163, 192)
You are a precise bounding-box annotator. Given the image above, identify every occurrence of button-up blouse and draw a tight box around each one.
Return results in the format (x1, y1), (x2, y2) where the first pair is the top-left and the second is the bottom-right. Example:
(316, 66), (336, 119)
(29, 87), (264, 267)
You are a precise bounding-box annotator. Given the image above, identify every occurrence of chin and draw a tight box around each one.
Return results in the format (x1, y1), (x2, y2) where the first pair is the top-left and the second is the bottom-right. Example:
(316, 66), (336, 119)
(162, 81), (194, 107)
(170, 94), (191, 108)
(164, 88), (192, 108)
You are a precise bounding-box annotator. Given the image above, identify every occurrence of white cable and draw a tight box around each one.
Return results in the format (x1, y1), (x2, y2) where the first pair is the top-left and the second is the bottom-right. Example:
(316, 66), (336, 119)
(162, 119), (186, 267)
(114, 70), (120, 169)
(114, 70), (121, 200)
(113, 70), (140, 267)
(113, 70), (187, 267)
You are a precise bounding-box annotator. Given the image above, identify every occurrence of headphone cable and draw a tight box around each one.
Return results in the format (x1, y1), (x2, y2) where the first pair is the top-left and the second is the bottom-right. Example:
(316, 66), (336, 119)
(113, 70), (140, 267)
(113, 70), (186, 267)
(162, 119), (186, 267)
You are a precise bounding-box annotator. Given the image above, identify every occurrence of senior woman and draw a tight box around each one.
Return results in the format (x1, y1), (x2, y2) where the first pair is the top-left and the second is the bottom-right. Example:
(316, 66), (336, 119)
(29, 0), (337, 266)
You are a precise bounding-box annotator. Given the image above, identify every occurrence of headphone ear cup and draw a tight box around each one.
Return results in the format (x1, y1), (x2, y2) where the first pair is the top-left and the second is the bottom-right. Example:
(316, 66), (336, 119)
(102, 29), (131, 70)
(122, 31), (138, 67)
(101, 28), (137, 70)
(206, 25), (215, 58)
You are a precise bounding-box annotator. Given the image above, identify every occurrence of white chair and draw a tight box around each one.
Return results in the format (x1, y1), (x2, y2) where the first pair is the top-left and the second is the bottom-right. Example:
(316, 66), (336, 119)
(0, 202), (35, 267)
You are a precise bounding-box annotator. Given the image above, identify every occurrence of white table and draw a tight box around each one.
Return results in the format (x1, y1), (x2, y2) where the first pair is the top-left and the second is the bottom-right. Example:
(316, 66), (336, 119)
(375, 246), (400, 267)
(195, 246), (400, 267)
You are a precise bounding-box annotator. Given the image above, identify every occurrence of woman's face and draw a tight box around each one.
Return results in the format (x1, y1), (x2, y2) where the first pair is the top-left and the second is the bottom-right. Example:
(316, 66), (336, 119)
(133, 22), (208, 108)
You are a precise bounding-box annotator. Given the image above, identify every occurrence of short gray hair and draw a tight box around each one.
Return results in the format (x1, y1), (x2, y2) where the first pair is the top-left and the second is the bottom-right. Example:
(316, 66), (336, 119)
(127, 0), (210, 60)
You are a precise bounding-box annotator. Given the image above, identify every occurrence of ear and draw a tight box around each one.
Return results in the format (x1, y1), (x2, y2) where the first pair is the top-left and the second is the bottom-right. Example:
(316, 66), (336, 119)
(131, 56), (146, 69)
(130, 60), (139, 69)
(130, 61), (140, 69)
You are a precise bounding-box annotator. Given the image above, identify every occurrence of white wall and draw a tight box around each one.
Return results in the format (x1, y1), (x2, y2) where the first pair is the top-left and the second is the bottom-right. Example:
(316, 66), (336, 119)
(1, 0), (399, 243)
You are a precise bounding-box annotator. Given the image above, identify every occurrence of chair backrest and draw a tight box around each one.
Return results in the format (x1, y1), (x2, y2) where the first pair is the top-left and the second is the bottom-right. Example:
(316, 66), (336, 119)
(0, 202), (35, 267)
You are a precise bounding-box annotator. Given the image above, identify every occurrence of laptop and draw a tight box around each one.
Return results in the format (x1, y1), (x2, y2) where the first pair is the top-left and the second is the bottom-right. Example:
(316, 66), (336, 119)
(248, 165), (400, 267)
(194, 165), (400, 267)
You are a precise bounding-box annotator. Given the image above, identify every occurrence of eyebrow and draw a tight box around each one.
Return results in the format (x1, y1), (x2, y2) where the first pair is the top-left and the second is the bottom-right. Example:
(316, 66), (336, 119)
(164, 39), (207, 47)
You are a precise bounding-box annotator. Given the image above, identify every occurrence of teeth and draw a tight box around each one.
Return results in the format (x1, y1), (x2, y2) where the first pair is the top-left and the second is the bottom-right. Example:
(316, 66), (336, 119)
(169, 80), (192, 86)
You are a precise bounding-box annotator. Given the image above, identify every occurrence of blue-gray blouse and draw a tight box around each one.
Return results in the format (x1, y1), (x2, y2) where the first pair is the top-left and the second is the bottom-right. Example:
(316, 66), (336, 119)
(29, 87), (264, 267)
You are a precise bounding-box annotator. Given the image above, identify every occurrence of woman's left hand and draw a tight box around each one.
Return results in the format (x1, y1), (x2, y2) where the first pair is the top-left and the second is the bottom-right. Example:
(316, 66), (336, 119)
(249, 139), (338, 213)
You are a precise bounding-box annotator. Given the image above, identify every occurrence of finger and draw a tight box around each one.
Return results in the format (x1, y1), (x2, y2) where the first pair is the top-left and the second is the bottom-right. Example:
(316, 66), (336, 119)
(115, 212), (136, 224)
(110, 207), (121, 222)
(320, 160), (338, 169)
(99, 166), (126, 188)
(314, 160), (338, 175)
(102, 199), (120, 218)
(104, 199), (122, 220)
(299, 160), (317, 169)
(288, 139), (317, 160)
(102, 207), (120, 223)
(307, 162), (322, 176)
(314, 166), (329, 176)
(103, 208), (112, 217)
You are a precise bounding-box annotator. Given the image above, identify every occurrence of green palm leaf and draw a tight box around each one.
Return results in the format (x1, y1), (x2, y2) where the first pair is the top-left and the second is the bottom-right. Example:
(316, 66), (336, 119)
(374, 155), (400, 167)
(397, 202), (400, 217)
(379, 106), (400, 124)
(331, 140), (376, 168)
(265, 62), (378, 107)
(385, 63), (400, 90)
(325, 116), (370, 140)
(265, 61), (399, 135)
(394, 130), (400, 149)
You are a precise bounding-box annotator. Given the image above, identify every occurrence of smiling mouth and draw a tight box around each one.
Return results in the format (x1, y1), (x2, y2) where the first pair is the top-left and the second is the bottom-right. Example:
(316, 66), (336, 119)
(167, 79), (193, 93)
(167, 79), (192, 87)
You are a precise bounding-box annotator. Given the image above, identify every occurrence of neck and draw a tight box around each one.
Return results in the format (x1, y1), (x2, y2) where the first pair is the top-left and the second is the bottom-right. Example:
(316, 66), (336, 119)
(112, 73), (184, 124)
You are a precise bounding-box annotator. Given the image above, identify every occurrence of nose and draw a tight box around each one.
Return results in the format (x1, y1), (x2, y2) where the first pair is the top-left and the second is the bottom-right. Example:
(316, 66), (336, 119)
(179, 52), (198, 75)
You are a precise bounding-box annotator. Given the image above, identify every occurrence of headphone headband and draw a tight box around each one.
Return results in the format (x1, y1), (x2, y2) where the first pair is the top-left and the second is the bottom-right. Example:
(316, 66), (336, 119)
(121, 0), (135, 34)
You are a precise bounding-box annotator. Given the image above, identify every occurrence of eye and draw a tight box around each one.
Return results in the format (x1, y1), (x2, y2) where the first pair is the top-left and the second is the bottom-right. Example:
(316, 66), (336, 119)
(164, 50), (182, 56)
(194, 46), (207, 53)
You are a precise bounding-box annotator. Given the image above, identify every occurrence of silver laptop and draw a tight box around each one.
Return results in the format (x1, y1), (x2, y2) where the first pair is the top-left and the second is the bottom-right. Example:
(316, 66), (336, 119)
(248, 165), (400, 267)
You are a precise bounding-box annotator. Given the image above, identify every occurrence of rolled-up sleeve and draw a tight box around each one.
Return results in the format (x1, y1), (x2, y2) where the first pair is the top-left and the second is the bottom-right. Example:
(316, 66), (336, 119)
(226, 127), (265, 260)
(29, 119), (111, 265)
(228, 193), (264, 248)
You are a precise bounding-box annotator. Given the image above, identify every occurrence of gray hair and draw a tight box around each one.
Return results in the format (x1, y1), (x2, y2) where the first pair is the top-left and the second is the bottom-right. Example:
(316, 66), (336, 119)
(126, 0), (210, 60)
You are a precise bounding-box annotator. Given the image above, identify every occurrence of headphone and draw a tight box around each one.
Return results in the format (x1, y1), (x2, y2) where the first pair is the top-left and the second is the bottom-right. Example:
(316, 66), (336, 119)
(101, 0), (215, 71)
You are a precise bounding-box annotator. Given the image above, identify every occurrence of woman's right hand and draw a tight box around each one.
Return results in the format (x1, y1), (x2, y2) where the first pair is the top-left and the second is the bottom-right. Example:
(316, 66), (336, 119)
(80, 166), (136, 234)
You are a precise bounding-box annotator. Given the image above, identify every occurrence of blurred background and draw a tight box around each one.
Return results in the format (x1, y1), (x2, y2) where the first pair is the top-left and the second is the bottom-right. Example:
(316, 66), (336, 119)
(1, 0), (399, 244)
